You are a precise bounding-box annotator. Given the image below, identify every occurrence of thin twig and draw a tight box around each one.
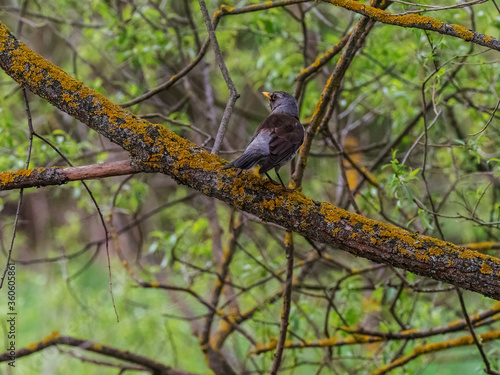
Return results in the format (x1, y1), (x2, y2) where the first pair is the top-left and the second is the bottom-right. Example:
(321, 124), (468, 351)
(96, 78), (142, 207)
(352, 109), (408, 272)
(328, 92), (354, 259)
(493, 0), (500, 14)
(420, 66), (445, 240)
(0, 88), (33, 289)
(269, 232), (295, 374)
(121, 36), (210, 108)
(32, 133), (119, 322)
(455, 287), (499, 375)
(197, 0), (240, 155)
(394, 0), (488, 15)
(469, 99), (500, 136)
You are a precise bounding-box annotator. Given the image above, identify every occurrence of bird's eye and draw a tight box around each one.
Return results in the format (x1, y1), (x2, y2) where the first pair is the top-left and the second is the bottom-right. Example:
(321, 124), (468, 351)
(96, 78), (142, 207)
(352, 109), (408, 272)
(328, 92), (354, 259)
(271, 94), (276, 101)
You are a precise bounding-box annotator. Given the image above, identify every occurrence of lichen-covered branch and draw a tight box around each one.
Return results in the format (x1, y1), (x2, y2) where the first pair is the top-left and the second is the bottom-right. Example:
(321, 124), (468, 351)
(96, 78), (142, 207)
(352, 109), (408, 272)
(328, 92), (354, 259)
(255, 328), (500, 373)
(371, 330), (500, 375)
(0, 332), (196, 375)
(1, 22), (500, 300)
(323, 0), (499, 51)
(254, 301), (500, 354)
(0, 161), (138, 191)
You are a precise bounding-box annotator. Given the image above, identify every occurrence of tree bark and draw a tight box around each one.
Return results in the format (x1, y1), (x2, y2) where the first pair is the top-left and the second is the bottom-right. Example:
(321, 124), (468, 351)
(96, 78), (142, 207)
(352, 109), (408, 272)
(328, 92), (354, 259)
(0, 161), (138, 190)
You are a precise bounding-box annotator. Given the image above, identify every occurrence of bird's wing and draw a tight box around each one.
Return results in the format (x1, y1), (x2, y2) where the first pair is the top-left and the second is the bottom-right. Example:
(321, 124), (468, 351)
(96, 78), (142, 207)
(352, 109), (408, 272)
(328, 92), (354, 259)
(222, 129), (271, 171)
(258, 114), (304, 173)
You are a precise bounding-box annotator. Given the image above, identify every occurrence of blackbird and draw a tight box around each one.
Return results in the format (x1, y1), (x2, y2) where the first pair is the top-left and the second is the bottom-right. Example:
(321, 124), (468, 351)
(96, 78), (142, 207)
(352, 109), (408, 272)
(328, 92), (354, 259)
(223, 91), (304, 189)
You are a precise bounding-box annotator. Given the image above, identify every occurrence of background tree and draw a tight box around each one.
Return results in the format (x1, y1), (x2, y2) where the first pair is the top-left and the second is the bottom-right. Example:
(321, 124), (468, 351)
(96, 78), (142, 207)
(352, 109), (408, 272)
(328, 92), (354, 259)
(1, 0), (500, 374)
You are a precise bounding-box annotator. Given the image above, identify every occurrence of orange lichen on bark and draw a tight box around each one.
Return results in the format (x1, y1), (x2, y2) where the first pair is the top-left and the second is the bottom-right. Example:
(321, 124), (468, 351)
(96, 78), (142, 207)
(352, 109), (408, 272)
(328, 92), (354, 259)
(42, 331), (60, 342)
(375, 221), (422, 250)
(459, 248), (500, 263)
(428, 246), (444, 256)
(25, 331), (60, 351)
(253, 334), (383, 354)
(460, 248), (481, 260)
(397, 246), (408, 256)
(329, 0), (442, 28)
(318, 201), (349, 224)
(214, 4), (236, 18)
(5, 35), (92, 104)
(326, 0), (499, 49)
(449, 24), (474, 40)
(372, 330), (500, 375)
(482, 263), (493, 274)
(0, 168), (37, 184)
(150, 281), (159, 288)
(414, 250), (430, 262)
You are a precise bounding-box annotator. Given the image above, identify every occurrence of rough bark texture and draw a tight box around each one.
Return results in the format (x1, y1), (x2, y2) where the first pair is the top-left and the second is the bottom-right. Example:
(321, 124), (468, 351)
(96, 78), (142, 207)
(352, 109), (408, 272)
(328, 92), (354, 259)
(1, 22), (500, 300)
(0, 161), (137, 190)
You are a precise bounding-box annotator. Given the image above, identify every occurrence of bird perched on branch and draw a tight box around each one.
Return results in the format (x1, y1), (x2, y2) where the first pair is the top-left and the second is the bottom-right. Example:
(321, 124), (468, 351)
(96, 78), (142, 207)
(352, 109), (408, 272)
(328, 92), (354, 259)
(222, 91), (304, 189)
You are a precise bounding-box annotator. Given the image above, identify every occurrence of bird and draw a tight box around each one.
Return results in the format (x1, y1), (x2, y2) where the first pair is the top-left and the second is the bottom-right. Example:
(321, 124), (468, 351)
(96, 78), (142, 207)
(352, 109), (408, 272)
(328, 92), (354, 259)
(222, 91), (304, 189)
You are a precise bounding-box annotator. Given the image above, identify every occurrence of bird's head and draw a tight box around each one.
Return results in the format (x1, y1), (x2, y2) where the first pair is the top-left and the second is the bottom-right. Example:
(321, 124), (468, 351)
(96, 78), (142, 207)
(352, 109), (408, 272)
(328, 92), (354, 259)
(262, 91), (299, 118)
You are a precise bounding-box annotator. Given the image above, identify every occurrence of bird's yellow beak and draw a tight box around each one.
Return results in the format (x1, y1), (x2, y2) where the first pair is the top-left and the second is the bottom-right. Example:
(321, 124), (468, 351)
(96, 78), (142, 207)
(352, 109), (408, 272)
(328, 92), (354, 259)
(262, 92), (271, 99)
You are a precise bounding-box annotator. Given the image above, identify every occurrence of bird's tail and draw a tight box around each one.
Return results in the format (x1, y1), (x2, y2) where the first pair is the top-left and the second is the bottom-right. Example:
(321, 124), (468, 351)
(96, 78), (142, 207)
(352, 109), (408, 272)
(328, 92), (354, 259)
(222, 152), (263, 171)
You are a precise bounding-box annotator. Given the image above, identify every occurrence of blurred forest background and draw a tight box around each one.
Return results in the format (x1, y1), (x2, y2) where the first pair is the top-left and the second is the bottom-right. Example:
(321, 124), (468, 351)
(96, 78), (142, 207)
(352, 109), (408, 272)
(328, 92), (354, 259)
(1, 0), (500, 374)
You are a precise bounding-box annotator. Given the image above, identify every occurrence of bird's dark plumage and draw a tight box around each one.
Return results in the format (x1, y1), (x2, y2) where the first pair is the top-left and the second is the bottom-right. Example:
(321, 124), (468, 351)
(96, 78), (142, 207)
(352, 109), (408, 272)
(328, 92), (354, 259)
(223, 91), (304, 188)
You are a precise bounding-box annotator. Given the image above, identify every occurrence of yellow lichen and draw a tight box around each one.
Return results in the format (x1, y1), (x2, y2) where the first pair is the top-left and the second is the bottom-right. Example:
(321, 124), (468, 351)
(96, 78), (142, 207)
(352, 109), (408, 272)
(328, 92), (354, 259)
(25, 331), (60, 351)
(459, 249), (476, 260)
(428, 246), (443, 256)
(450, 24), (474, 40)
(414, 251), (430, 262)
(481, 263), (492, 274)
(25, 342), (38, 351)
(44, 331), (60, 341)
(0, 167), (43, 185)
(150, 281), (159, 288)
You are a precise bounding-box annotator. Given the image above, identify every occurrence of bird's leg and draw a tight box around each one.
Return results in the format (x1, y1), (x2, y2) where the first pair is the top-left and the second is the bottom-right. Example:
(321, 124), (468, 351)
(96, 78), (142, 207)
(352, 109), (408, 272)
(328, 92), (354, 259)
(275, 171), (293, 191)
(265, 172), (280, 185)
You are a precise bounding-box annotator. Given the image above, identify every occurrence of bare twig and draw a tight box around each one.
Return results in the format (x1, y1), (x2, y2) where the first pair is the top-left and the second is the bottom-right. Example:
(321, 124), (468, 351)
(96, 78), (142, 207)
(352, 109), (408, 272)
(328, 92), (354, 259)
(197, 0), (240, 155)
(456, 287), (499, 375)
(394, 0), (488, 15)
(269, 232), (295, 375)
(0, 88), (33, 289)
(469, 99), (500, 136)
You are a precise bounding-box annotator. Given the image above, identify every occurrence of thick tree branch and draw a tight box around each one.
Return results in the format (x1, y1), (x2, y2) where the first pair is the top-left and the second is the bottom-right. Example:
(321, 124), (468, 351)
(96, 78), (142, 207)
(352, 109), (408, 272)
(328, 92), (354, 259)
(2, 22), (500, 300)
